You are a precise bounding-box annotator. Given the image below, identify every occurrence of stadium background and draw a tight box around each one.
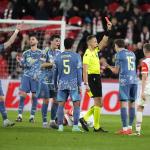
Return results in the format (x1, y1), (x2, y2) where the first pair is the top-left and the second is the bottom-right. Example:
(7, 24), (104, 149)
(0, 0), (150, 114)
(0, 1), (150, 150)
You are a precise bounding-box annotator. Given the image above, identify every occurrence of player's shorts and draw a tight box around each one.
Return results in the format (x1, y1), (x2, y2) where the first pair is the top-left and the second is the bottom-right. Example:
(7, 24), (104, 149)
(57, 89), (81, 102)
(49, 89), (57, 99)
(88, 74), (102, 97)
(49, 84), (57, 99)
(20, 75), (38, 93)
(119, 84), (137, 101)
(0, 80), (4, 96)
(36, 82), (50, 99)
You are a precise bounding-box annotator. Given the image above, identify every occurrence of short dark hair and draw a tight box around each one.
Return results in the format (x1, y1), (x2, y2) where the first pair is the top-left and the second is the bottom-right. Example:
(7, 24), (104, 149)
(114, 39), (125, 48)
(64, 38), (74, 49)
(50, 34), (60, 41)
(143, 43), (150, 52)
(29, 33), (38, 40)
(86, 35), (96, 42)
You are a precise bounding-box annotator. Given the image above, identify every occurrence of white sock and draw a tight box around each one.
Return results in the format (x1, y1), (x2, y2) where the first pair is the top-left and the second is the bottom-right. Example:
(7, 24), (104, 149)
(50, 120), (55, 123)
(123, 127), (128, 131)
(18, 114), (22, 118)
(43, 122), (48, 125)
(4, 119), (8, 122)
(128, 126), (132, 130)
(30, 115), (34, 119)
(136, 111), (143, 133)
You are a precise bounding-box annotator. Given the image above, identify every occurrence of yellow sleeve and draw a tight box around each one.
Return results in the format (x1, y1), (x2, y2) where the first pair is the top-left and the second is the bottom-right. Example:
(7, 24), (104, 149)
(83, 52), (90, 65)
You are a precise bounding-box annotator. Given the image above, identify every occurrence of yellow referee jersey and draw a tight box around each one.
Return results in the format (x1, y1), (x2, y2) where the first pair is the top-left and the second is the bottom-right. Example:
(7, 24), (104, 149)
(83, 47), (100, 74)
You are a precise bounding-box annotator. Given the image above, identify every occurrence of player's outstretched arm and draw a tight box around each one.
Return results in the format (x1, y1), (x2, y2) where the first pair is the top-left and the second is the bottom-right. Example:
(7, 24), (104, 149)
(4, 23), (23, 49)
(83, 64), (90, 91)
(41, 62), (53, 68)
(141, 73), (147, 100)
(105, 63), (119, 74)
(98, 18), (112, 50)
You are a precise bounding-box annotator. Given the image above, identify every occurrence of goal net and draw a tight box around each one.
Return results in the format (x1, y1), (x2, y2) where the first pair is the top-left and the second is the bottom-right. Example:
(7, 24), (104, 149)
(0, 19), (81, 79)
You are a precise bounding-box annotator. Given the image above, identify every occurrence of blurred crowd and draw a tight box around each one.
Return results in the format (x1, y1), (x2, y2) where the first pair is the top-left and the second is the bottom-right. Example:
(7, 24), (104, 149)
(0, 0), (150, 79)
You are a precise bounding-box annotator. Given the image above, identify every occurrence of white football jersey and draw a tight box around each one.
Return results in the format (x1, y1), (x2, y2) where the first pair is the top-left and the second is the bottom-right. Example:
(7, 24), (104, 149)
(141, 57), (150, 94)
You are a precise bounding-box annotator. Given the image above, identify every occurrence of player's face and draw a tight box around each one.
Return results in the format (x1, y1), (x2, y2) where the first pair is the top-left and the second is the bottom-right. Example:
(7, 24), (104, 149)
(89, 37), (98, 48)
(51, 38), (60, 49)
(30, 37), (38, 47)
(143, 49), (149, 56)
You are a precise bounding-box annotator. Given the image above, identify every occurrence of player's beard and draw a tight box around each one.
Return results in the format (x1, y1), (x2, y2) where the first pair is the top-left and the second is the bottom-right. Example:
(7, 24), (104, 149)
(30, 43), (36, 47)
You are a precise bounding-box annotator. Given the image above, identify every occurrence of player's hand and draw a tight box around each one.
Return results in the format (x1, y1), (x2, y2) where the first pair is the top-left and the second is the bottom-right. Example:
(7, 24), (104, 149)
(141, 93), (146, 101)
(107, 22), (112, 30)
(85, 84), (90, 92)
(103, 62), (109, 69)
(79, 86), (82, 93)
(16, 55), (23, 62)
(16, 22), (24, 31)
(105, 17), (112, 30)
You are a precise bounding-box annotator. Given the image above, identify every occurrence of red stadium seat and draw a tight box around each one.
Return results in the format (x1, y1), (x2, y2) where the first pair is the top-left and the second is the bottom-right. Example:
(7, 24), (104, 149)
(68, 16), (82, 26)
(0, 0), (8, 13)
(52, 16), (64, 21)
(140, 4), (150, 12)
(21, 15), (35, 20)
(108, 2), (120, 15)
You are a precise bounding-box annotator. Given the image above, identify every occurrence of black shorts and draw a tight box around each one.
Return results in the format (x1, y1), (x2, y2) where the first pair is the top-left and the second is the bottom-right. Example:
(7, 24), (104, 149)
(88, 74), (102, 98)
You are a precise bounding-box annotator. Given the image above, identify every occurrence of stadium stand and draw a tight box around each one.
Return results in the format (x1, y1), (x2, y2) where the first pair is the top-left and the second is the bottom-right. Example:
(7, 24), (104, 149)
(0, 0), (149, 79)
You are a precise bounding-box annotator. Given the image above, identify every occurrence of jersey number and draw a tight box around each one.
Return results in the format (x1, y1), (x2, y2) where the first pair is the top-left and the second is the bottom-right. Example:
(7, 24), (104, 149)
(127, 56), (135, 71)
(63, 59), (70, 74)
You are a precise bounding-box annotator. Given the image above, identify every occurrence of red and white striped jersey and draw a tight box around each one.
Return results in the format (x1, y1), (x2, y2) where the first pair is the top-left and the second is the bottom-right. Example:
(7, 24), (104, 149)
(141, 57), (150, 94)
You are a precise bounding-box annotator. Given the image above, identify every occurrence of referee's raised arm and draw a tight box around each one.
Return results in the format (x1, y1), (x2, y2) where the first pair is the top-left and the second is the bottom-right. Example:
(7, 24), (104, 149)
(98, 20), (112, 51)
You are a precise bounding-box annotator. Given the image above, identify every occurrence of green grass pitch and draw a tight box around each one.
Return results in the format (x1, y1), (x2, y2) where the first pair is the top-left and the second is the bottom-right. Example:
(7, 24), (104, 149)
(0, 111), (149, 150)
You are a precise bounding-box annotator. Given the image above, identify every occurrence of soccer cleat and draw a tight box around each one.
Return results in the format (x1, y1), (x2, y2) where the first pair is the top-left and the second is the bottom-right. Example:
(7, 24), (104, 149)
(16, 116), (22, 122)
(79, 118), (89, 132)
(29, 117), (35, 123)
(93, 127), (108, 133)
(72, 125), (83, 132)
(42, 122), (48, 128)
(116, 129), (132, 135)
(127, 129), (132, 134)
(129, 131), (141, 136)
(3, 119), (15, 127)
(50, 121), (58, 129)
(58, 125), (64, 132)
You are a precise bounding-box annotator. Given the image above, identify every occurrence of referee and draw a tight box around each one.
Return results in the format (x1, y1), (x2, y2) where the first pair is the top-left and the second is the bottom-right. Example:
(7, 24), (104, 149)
(79, 20), (112, 132)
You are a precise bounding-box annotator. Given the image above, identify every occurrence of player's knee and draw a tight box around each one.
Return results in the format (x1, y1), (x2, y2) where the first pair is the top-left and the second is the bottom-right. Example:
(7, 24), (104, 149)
(19, 91), (27, 97)
(58, 101), (65, 106)
(0, 96), (4, 101)
(52, 98), (58, 104)
(73, 101), (80, 107)
(120, 101), (127, 107)
(94, 98), (102, 107)
(31, 93), (37, 99)
(137, 105), (144, 111)
(129, 101), (135, 107)
(43, 99), (49, 104)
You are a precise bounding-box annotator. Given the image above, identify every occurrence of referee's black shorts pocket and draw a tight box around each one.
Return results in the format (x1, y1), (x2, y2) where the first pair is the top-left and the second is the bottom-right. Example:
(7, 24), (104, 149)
(88, 74), (102, 98)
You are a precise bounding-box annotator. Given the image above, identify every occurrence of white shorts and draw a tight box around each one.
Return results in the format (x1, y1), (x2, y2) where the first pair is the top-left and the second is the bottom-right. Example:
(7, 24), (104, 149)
(138, 94), (150, 107)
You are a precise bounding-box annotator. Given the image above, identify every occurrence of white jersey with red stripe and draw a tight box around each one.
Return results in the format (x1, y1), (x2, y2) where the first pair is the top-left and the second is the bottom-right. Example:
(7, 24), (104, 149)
(141, 57), (150, 94)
